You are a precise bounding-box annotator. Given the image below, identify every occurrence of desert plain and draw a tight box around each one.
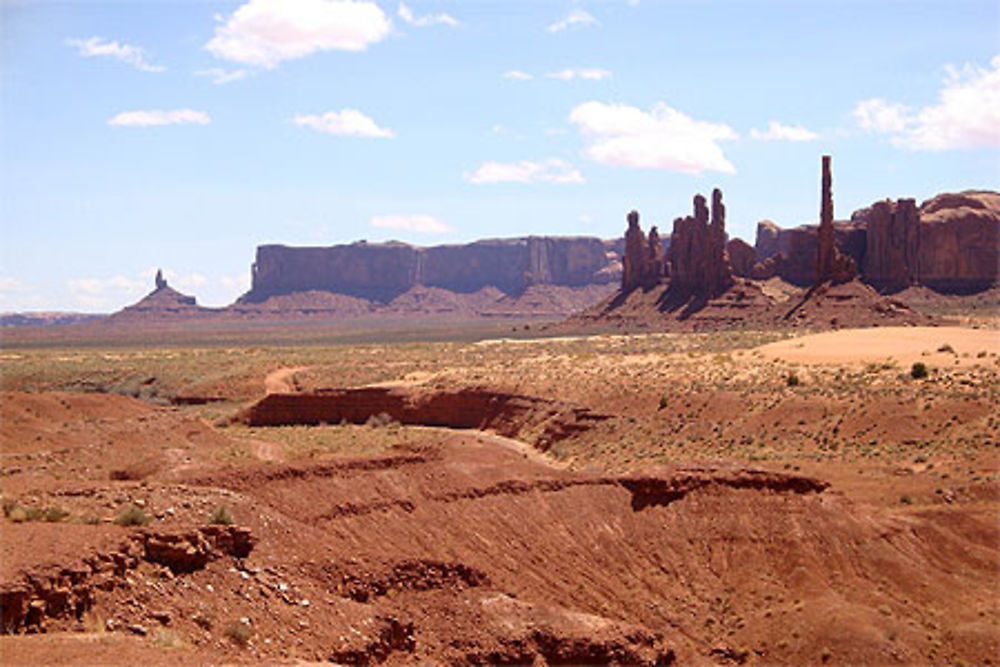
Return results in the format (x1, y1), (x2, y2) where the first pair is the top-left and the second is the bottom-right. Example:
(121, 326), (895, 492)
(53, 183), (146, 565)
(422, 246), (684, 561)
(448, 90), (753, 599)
(0, 313), (997, 665)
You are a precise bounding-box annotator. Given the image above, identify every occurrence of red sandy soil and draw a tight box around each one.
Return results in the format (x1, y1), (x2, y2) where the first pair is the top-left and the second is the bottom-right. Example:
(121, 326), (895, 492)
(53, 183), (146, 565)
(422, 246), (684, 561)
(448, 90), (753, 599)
(1, 381), (998, 665)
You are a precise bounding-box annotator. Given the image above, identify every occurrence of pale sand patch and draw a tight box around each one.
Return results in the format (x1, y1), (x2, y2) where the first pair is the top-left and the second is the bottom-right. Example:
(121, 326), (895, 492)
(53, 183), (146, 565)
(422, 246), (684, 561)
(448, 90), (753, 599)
(756, 326), (999, 367)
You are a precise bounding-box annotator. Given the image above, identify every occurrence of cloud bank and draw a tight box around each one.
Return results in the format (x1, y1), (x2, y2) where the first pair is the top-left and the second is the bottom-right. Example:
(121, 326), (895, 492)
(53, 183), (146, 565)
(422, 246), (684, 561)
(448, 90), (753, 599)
(569, 101), (738, 174)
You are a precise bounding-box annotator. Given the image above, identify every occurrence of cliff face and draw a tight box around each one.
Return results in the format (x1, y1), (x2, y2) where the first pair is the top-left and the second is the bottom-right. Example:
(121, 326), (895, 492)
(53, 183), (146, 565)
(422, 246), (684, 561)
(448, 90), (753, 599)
(753, 223), (865, 286)
(245, 237), (616, 302)
(753, 189), (998, 293)
(917, 192), (999, 293)
(854, 190), (999, 293)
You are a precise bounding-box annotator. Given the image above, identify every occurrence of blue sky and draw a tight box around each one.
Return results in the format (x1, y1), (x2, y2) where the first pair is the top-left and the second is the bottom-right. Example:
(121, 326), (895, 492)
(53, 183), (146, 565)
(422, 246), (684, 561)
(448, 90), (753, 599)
(1, 0), (997, 311)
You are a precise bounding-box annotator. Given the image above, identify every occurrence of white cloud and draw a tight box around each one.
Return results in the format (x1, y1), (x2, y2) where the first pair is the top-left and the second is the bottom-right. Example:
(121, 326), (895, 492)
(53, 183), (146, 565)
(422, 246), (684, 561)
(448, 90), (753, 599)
(221, 273), (252, 290)
(293, 109), (394, 138)
(0, 277), (28, 292)
(548, 9), (598, 32)
(853, 98), (910, 133)
(206, 0), (391, 69)
(370, 214), (451, 233)
(749, 121), (818, 142)
(854, 55), (1000, 151)
(66, 274), (148, 309)
(67, 36), (165, 72)
(569, 101), (738, 174)
(398, 2), (458, 27)
(503, 70), (534, 81)
(546, 68), (611, 81)
(108, 109), (211, 127)
(463, 158), (585, 184)
(195, 67), (249, 84)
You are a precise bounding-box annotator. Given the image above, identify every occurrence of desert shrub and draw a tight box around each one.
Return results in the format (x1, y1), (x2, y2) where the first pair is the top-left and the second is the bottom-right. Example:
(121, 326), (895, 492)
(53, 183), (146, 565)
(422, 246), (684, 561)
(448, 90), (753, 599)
(82, 515), (103, 525)
(208, 504), (234, 526)
(365, 412), (397, 428)
(44, 507), (70, 522)
(910, 362), (929, 379)
(224, 620), (252, 647)
(658, 393), (668, 410)
(786, 373), (800, 387)
(899, 495), (913, 505)
(114, 504), (151, 527)
(937, 343), (955, 354)
(7, 507), (28, 523)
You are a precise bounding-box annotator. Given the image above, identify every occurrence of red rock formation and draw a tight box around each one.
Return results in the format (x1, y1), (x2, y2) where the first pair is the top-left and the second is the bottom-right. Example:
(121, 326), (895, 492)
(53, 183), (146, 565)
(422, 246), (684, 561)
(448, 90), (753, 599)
(727, 238), (756, 277)
(754, 220), (781, 260)
(644, 226), (664, 288)
(917, 191), (998, 292)
(708, 189), (734, 294)
(621, 210), (646, 294)
(667, 190), (734, 296)
(863, 199), (920, 291)
(814, 156), (856, 285)
(247, 236), (616, 303)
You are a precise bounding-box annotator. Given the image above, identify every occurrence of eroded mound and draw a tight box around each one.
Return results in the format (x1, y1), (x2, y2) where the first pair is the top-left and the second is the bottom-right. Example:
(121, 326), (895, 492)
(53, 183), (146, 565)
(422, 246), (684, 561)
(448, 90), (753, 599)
(2, 388), (997, 664)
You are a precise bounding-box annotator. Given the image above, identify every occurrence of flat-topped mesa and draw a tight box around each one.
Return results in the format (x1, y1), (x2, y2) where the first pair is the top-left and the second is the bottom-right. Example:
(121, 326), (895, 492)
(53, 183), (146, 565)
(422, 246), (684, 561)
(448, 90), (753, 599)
(666, 189), (734, 297)
(621, 210), (647, 294)
(815, 155), (857, 285)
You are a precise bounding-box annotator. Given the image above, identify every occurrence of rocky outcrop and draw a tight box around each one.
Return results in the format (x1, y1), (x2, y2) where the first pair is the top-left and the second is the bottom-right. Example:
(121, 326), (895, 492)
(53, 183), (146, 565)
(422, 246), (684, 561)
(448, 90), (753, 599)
(919, 191), (999, 292)
(863, 199), (921, 290)
(620, 212), (665, 293)
(752, 220), (865, 286)
(245, 237), (617, 303)
(236, 386), (610, 452)
(815, 155), (857, 285)
(666, 189), (734, 296)
(754, 220), (781, 260)
(1, 525), (254, 634)
(727, 238), (755, 278)
(645, 226), (664, 288)
(622, 211), (646, 294)
(111, 273), (204, 319)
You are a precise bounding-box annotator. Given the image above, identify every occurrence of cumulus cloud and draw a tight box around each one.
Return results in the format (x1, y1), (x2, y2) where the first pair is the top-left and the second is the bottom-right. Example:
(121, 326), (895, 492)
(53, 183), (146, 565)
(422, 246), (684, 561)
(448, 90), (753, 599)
(398, 2), (458, 27)
(854, 55), (1000, 150)
(546, 68), (611, 81)
(293, 109), (394, 138)
(195, 67), (249, 84)
(67, 36), (165, 72)
(569, 101), (738, 174)
(108, 109), (211, 127)
(548, 9), (598, 32)
(463, 158), (584, 185)
(371, 214), (451, 233)
(206, 0), (391, 69)
(67, 275), (147, 309)
(853, 98), (910, 134)
(503, 70), (534, 81)
(749, 121), (818, 142)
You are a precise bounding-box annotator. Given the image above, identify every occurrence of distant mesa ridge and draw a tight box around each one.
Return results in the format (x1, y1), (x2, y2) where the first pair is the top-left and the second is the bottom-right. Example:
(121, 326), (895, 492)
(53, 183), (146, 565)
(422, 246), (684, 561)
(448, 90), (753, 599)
(241, 236), (620, 303)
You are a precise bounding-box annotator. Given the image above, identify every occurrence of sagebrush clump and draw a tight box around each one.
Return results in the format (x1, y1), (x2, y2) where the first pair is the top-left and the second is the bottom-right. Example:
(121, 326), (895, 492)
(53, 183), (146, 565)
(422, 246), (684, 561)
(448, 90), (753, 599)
(114, 504), (151, 527)
(209, 504), (235, 525)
